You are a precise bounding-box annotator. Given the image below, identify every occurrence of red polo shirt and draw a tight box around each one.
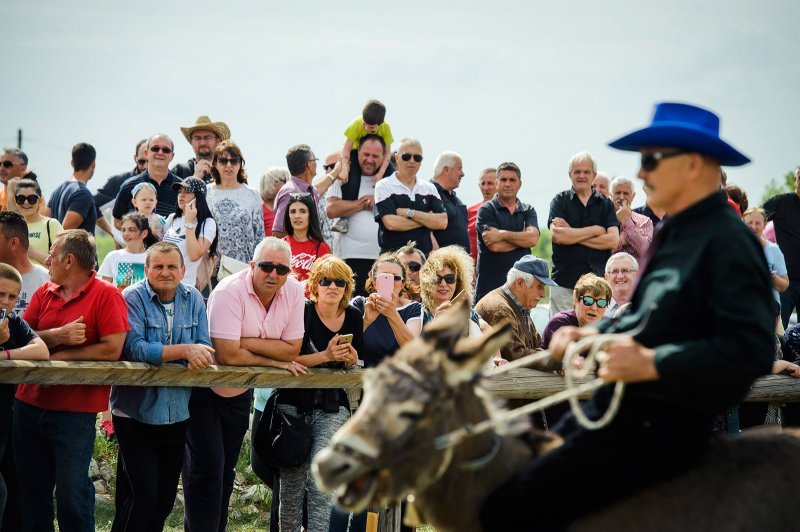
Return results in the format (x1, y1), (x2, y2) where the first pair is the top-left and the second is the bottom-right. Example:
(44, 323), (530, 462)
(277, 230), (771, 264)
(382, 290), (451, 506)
(18, 273), (130, 413)
(467, 201), (483, 264)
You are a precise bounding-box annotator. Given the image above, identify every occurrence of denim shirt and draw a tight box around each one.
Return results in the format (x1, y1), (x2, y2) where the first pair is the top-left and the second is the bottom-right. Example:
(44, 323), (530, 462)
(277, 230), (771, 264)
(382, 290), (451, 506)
(110, 279), (210, 425)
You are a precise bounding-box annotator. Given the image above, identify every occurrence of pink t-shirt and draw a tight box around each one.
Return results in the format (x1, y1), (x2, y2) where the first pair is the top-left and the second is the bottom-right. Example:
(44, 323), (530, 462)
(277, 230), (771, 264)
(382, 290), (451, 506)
(208, 267), (305, 343)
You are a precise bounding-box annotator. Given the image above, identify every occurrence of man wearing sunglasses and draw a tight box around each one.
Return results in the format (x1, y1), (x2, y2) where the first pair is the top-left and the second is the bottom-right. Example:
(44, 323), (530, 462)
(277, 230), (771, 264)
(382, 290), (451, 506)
(112, 134), (183, 228)
(481, 102), (775, 531)
(0, 149), (28, 212)
(93, 139), (148, 218)
(374, 138), (446, 256)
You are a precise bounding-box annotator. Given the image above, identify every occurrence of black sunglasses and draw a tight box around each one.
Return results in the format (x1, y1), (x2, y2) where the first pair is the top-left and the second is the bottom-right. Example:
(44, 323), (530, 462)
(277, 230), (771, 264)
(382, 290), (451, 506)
(149, 146), (173, 154)
(406, 261), (422, 272)
(641, 150), (690, 172)
(580, 295), (608, 309)
(319, 277), (347, 288)
(323, 163), (336, 171)
(289, 192), (312, 201)
(217, 156), (241, 166)
(400, 153), (423, 163)
(2, 161), (19, 168)
(436, 273), (457, 285)
(14, 194), (39, 205)
(256, 261), (291, 276)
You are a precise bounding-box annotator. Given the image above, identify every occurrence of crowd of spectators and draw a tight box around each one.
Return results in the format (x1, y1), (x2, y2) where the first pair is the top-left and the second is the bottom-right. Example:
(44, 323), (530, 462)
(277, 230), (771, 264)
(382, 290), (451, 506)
(0, 103), (799, 531)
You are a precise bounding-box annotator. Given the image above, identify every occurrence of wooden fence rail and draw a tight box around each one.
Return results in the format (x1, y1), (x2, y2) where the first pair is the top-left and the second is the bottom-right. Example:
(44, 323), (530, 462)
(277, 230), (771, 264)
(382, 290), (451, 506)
(1, 361), (798, 402)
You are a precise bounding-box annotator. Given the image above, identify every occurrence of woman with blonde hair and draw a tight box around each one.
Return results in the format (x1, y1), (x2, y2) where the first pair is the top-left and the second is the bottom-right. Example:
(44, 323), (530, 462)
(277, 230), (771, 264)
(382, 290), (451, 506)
(541, 273), (612, 348)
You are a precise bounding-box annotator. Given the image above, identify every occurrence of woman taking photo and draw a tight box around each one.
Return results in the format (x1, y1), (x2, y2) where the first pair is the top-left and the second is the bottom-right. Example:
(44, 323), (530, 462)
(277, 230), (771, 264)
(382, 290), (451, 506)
(281, 192), (330, 295)
(98, 213), (158, 291)
(352, 254), (422, 368)
(272, 255), (361, 532)
(12, 178), (62, 266)
(163, 177), (218, 288)
(207, 140), (265, 264)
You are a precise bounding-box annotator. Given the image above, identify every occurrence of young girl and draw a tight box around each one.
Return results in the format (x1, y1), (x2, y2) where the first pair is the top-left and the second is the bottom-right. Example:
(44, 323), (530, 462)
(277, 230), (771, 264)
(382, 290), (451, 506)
(163, 177), (218, 288)
(282, 192), (330, 297)
(131, 182), (166, 240)
(98, 213), (158, 292)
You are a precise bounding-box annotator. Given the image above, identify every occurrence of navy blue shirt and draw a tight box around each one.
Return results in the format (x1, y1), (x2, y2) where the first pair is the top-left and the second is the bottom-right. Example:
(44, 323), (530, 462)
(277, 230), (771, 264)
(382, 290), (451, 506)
(548, 189), (618, 289)
(764, 192), (800, 281)
(112, 170), (183, 220)
(48, 180), (98, 234)
(431, 181), (470, 253)
(475, 196), (539, 301)
(351, 296), (422, 367)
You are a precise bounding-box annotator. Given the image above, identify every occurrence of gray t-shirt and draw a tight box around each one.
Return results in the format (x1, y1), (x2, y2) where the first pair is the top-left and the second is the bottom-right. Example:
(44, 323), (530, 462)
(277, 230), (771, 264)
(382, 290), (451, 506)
(15, 264), (50, 316)
(207, 185), (266, 263)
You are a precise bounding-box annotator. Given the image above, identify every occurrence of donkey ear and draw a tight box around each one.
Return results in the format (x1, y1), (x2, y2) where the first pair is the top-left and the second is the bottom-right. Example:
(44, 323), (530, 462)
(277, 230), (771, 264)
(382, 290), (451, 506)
(421, 303), (471, 352)
(444, 319), (512, 385)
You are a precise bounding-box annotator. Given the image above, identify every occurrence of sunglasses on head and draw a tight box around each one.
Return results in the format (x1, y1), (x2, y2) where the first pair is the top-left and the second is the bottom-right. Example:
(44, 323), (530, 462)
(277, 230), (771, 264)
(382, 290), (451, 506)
(436, 273), (457, 285)
(2, 161), (19, 168)
(640, 149), (690, 172)
(149, 146), (172, 154)
(289, 192), (312, 202)
(400, 153), (423, 163)
(323, 163), (336, 172)
(319, 277), (347, 288)
(14, 194), (39, 205)
(406, 261), (422, 272)
(580, 295), (608, 309)
(217, 156), (241, 166)
(256, 261), (291, 276)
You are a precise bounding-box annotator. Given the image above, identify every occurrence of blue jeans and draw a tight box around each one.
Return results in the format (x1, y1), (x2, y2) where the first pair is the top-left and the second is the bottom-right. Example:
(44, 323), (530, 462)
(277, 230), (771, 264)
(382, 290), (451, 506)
(780, 280), (800, 330)
(12, 400), (97, 532)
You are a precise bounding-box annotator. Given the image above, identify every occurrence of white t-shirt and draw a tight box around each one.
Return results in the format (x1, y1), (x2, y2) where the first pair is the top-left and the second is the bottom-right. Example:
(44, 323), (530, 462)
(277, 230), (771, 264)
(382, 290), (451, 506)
(164, 215), (218, 287)
(329, 175), (380, 260)
(98, 249), (147, 291)
(15, 265), (50, 316)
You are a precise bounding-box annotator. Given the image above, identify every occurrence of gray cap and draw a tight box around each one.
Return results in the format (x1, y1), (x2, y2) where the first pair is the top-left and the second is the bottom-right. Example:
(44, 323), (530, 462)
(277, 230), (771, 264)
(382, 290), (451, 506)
(512, 255), (557, 286)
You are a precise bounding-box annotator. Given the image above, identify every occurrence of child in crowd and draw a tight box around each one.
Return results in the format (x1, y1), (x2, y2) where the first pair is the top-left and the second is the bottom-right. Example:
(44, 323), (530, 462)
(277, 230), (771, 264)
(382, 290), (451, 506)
(334, 99), (393, 233)
(131, 182), (166, 240)
(98, 213), (158, 292)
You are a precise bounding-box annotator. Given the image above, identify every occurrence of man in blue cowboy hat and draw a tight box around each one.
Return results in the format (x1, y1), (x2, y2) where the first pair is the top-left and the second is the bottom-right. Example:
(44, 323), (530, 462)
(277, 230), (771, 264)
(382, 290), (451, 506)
(480, 102), (775, 530)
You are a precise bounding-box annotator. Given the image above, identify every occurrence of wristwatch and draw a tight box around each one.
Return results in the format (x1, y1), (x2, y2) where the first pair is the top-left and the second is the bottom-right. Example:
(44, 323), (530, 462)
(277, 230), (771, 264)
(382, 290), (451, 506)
(326, 174), (337, 183)
(406, 209), (416, 219)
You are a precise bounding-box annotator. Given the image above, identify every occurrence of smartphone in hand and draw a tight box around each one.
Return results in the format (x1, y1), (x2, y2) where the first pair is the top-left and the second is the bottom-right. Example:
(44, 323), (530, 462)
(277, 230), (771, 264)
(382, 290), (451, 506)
(337, 334), (354, 345)
(376, 273), (394, 300)
(451, 290), (467, 304)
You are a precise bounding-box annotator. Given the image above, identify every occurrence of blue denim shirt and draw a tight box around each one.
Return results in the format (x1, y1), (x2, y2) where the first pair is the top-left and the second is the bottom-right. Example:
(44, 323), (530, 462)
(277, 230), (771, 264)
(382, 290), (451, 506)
(110, 279), (210, 425)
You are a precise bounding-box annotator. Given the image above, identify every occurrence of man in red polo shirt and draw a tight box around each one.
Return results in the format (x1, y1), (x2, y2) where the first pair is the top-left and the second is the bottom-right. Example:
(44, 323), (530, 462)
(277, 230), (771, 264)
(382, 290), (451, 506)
(467, 168), (497, 264)
(14, 229), (129, 531)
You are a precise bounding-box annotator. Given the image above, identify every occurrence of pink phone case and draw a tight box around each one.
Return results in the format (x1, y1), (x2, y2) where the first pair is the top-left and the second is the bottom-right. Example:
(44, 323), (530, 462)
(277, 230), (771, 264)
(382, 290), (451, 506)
(376, 273), (394, 300)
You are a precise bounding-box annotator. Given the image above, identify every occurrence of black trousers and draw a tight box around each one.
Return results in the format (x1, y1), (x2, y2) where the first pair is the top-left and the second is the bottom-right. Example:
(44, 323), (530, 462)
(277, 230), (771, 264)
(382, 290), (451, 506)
(480, 412), (709, 531)
(111, 415), (188, 532)
(183, 388), (252, 532)
(345, 258), (374, 299)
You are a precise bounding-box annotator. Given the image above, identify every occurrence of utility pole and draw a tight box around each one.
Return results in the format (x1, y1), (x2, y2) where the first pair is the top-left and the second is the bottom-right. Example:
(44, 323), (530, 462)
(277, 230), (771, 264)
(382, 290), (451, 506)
(17, 128), (22, 149)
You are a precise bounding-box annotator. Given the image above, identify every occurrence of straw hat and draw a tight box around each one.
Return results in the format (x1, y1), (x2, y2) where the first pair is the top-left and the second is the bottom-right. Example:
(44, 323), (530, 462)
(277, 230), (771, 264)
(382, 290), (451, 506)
(180, 115), (231, 144)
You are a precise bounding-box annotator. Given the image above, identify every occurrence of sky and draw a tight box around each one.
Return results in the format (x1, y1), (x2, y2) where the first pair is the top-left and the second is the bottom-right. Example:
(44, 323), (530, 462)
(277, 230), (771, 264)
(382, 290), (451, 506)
(5, 0), (799, 220)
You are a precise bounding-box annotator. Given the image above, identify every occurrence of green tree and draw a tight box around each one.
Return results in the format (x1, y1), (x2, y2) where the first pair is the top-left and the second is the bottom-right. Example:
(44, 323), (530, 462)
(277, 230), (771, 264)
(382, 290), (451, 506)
(761, 170), (797, 204)
(531, 228), (552, 266)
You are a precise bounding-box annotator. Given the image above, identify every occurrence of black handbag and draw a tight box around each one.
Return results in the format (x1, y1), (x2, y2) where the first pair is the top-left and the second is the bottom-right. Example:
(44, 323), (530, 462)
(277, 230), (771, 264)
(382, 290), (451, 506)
(254, 391), (312, 469)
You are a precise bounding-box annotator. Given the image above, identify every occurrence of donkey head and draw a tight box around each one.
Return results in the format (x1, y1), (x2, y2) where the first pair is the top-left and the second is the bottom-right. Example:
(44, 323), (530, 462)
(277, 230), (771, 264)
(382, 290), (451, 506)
(312, 304), (511, 511)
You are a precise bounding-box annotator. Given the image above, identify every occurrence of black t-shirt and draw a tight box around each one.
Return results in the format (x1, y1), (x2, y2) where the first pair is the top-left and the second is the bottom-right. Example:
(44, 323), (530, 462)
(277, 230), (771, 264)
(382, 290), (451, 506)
(112, 170), (183, 220)
(548, 189), (619, 289)
(278, 301), (364, 412)
(1, 315), (39, 427)
(431, 181), (470, 253)
(764, 192), (800, 280)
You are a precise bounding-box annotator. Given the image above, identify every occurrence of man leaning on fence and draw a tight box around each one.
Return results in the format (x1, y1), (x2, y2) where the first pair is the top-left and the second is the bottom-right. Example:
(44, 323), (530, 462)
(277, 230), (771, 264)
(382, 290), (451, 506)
(14, 229), (129, 531)
(109, 241), (213, 532)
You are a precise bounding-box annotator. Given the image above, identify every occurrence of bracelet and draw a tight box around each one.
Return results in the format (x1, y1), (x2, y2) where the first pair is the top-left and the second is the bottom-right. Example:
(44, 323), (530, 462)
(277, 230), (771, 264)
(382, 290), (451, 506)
(184, 221), (197, 229)
(5, 349), (11, 360)
(327, 174), (336, 183)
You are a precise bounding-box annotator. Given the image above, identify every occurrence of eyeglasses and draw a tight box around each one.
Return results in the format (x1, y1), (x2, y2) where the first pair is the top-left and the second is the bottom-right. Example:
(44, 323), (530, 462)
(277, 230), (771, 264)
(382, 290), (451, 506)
(136, 159), (147, 166)
(319, 277), (347, 288)
(217, 156), (241, 166)
(406, 261), (422, 272)
(607, 268), (637, 276)
(640, 150), (690, 172)
(400, 153), (423, 163)
(256, 261), (291, 276)
(323, 163), (336, 171)
(149, 146), (173, 154)
(1, 161), (19, 168)
(289, 192), (312, 201)
(580, 295), (608, 309)
(436, 273), (457, 285)
(14, 194), (39, 205)
(308, 157), (319, 164)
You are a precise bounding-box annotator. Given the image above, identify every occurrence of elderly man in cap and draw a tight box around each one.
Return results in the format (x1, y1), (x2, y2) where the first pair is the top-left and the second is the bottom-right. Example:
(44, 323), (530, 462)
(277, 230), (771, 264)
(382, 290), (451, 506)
(173, 116), (231, 182)
(475, 255), (561, 370)
(480, 102), (774, 530)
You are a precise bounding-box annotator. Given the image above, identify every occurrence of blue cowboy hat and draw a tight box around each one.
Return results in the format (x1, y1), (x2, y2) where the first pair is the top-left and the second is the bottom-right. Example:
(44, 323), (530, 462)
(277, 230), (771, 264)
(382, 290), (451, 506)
(608, 102), (750, 166)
